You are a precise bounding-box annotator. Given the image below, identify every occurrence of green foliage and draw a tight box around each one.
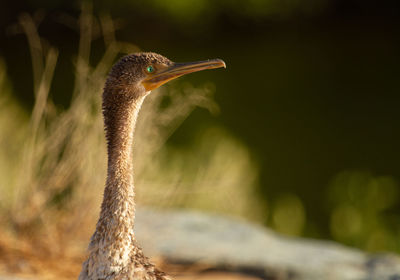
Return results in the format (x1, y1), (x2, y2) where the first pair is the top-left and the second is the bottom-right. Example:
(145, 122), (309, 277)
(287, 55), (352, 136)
(95, 0), (329, 24)
(328, 171), (400, 252)
(272, 193), (305, 236)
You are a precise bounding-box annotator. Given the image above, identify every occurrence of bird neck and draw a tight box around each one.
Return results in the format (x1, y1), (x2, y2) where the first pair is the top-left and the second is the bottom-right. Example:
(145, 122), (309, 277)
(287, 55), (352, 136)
(97, 91), (145, 243)
(103, 93), (144, 185)
(82, 91), (147, 278)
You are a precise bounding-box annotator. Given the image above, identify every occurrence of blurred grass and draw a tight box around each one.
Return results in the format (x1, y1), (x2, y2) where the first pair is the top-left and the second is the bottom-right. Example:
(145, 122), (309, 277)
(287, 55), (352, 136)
(0, 6), (264, 261)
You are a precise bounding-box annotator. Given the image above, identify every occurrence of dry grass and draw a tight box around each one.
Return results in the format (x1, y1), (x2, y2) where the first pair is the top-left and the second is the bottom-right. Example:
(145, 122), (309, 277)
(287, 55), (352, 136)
(0, 5), (264, 278)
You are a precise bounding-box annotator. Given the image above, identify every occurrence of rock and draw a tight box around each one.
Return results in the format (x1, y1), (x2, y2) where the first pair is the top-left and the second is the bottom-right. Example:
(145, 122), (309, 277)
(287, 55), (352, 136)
(135, 208), (400, 280)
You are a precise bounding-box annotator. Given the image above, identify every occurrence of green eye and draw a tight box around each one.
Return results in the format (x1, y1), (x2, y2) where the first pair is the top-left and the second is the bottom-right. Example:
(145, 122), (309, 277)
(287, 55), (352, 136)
(146, 65), (154, 73)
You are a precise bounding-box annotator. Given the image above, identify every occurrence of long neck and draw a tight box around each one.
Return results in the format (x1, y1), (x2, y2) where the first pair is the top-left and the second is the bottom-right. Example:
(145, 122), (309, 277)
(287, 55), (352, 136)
(92, 91), (145, 248)
(104, 94), (143, 185)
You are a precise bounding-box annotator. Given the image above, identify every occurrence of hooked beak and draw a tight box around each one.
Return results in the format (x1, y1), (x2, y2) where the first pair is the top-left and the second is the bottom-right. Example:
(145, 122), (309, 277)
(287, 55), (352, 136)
(142, 58), (226, 91)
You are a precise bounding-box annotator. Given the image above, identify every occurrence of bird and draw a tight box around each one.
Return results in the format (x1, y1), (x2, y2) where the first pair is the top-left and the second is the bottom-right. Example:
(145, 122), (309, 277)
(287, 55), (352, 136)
(78, 52), (226, 280)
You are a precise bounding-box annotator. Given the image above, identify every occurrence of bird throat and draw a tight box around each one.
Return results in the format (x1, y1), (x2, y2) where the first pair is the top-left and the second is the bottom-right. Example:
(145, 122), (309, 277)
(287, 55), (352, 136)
(89, 92), (146, 271)
(103, 93), (144, 183)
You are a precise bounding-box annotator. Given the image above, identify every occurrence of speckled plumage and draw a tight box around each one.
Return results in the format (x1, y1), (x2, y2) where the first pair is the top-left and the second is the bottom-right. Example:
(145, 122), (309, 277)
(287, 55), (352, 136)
(79, 53), (172, 280)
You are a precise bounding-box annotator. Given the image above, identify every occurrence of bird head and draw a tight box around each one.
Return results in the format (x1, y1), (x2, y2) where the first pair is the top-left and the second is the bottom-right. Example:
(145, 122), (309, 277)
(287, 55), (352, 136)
(105, 52), (226, 98)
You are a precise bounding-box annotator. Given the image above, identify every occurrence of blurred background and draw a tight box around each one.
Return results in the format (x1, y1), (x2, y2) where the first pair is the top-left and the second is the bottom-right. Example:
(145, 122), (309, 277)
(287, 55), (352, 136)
(0, 0), (400, 278)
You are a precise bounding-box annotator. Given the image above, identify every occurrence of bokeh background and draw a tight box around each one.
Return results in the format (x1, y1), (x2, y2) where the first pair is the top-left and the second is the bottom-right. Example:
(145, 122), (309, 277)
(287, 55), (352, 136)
(1, 0), (400, 274)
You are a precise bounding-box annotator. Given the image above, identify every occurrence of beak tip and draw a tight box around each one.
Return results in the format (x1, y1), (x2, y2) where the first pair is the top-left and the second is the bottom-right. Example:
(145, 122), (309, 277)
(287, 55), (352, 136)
(217, 59), (226, 69)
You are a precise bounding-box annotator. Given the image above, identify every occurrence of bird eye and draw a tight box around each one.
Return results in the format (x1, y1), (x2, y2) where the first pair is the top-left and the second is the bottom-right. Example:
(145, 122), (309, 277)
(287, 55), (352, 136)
(146, 65), (155, 73)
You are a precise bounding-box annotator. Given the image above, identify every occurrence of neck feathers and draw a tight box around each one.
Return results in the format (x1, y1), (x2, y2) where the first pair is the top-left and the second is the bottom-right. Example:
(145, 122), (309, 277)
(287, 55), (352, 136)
(82, 90), (145, 279)
(101, 89), (145, 224)
(103, 91), (144, 172)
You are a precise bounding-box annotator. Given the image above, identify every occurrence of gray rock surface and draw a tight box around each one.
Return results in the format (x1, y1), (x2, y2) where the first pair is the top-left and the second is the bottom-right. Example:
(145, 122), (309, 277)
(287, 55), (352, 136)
(135, 208), (400, 280)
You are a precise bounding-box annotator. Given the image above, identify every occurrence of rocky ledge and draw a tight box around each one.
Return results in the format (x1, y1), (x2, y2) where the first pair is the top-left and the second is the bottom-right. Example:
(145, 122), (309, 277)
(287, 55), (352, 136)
(136, 209), (400, 280)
